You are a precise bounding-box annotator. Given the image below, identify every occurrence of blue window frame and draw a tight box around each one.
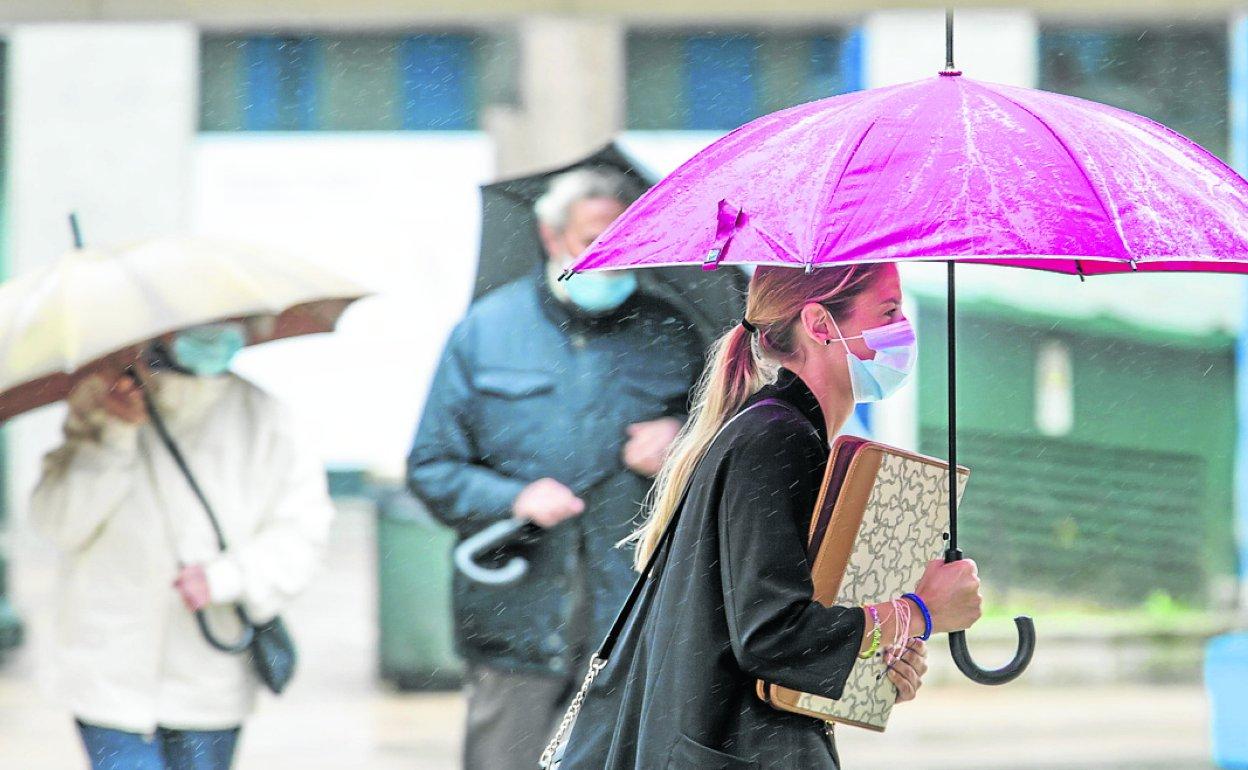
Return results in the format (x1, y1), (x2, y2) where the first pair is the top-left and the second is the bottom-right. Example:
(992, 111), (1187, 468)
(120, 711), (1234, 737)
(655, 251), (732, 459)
(201, 33), (482, 132)
(399, 35), (477, 130)
(628, 28), (862, 131)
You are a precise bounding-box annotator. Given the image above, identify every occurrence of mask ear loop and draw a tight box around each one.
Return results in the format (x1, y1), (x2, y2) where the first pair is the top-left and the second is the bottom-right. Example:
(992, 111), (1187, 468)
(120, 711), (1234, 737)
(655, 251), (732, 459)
(826, 313), (859, 354)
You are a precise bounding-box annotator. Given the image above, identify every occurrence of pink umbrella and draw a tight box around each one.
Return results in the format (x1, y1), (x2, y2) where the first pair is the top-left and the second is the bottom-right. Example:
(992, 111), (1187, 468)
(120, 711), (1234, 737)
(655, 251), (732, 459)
(568, 13), (1248, 687)
(573, 73), (1248, 277)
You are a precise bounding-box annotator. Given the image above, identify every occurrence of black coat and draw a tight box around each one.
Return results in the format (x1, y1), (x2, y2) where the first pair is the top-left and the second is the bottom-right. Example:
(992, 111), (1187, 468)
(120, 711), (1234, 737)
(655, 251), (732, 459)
(559, 372), (864, 769)
(407, 269), (704, 676)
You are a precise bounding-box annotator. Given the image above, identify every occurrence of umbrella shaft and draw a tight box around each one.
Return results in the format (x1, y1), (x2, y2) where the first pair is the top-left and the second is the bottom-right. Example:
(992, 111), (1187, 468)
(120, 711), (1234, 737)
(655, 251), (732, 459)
(945, 9), (955, 71)
(946, 261), (959, 558)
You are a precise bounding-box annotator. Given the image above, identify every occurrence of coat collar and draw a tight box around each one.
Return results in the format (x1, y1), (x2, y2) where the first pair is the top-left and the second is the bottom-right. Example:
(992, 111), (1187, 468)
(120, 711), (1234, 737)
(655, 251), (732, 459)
(749, 369), (829, 447)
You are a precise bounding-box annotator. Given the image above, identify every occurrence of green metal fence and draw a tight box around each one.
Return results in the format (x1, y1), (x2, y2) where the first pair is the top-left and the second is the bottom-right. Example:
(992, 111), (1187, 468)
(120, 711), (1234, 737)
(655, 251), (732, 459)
(916, 296), (1236, 608)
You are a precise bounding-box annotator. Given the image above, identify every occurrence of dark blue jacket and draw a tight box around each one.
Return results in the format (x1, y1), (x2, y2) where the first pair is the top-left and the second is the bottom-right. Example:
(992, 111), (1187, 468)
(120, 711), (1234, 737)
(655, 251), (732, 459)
(407, 269), (703, 676)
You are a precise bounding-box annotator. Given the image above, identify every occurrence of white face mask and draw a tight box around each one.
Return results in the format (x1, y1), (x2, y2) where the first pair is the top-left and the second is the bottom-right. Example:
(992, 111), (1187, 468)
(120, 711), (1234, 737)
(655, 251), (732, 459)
(828, 315), (917, 403)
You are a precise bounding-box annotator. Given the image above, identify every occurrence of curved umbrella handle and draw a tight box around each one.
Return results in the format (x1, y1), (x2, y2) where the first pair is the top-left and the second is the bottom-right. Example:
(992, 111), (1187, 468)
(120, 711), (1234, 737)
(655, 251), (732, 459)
(195, 605), (256, 654)
(943, 546), (1035, 685)
(948, 618), (1035, 685)
(454, 519), (539, 586)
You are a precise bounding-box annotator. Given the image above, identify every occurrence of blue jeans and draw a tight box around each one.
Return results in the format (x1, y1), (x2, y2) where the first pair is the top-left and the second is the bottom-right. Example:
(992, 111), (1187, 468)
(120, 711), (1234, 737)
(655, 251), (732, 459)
(76, 720), (241, 770)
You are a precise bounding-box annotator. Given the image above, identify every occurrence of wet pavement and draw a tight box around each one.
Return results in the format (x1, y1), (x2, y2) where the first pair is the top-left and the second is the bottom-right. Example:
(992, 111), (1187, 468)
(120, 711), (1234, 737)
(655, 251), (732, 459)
(0, 502), (1216, 769)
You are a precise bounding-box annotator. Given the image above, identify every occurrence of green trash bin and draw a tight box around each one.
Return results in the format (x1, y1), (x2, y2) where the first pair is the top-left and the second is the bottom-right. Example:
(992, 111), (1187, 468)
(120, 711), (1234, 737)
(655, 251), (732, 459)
(376, 487), (464, 691)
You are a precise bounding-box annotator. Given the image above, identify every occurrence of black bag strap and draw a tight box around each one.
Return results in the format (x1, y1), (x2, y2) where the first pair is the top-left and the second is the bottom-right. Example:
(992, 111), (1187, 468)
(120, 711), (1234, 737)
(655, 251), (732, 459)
(130, 370), (231, 551)
(128, 368), (257, 653)
(594, 397), (791, 659)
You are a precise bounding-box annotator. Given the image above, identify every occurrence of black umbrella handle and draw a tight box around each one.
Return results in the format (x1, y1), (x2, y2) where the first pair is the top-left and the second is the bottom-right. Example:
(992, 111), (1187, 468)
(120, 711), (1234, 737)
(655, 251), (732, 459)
(944, 547), (1036, 685)
(195, 605), (256, 654)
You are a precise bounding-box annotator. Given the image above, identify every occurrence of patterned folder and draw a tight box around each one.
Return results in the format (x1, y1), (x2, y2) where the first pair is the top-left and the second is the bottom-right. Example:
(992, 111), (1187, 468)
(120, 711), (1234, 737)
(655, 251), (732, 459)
(756, 436), (969, 732)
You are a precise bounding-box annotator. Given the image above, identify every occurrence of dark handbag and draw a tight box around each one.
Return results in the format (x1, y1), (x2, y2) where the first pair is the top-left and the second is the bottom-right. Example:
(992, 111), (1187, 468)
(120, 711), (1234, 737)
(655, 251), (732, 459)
(134, 371), (298, 695)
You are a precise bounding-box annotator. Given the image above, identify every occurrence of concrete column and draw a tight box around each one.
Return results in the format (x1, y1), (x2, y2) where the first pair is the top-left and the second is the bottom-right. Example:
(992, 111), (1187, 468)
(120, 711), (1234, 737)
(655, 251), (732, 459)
(864, 9), (1038, 88)
(4, 23), (197, 528)
(483, 16), (625, 177)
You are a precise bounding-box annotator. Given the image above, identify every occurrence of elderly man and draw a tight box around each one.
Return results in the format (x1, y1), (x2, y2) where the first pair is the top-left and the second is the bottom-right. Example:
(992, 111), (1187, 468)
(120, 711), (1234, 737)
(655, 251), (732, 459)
(407, 167), (705, 770)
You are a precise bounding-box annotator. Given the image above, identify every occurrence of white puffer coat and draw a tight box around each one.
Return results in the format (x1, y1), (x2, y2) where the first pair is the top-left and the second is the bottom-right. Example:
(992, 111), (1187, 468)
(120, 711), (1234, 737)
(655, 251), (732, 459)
(31, 372), (334, 733)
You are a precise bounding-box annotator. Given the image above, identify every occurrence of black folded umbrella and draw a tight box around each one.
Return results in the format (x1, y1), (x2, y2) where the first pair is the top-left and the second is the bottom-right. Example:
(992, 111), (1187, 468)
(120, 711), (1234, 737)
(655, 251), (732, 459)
(474, 141), (746, 348)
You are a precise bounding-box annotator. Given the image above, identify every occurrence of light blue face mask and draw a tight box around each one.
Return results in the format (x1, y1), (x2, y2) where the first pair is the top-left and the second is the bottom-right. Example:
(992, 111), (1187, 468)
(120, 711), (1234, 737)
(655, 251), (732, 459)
(170, 322), (247, 377)
(829, 316), (917, 403)
(562, 269), (638, 315)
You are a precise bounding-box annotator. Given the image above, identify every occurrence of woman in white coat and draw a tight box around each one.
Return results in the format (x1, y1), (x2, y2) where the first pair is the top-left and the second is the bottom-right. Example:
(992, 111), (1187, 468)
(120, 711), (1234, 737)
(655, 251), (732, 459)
(30, 321), (335, 770)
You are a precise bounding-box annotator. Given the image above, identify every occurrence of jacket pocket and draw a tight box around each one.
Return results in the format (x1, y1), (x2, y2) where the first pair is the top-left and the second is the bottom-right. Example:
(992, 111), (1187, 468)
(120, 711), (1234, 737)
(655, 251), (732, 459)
(472, 369), (556, 399)
(470, 368), (559, 464)
(665, 734), (759, 770)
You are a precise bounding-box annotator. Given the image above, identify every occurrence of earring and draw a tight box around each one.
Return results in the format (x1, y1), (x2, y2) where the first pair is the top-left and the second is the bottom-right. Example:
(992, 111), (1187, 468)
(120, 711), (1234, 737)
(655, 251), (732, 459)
(823, 339), (832, 346)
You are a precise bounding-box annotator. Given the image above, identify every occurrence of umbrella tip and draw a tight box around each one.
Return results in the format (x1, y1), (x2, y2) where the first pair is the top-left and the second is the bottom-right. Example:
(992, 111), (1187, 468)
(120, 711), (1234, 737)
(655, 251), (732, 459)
(68, 212), (83, 249)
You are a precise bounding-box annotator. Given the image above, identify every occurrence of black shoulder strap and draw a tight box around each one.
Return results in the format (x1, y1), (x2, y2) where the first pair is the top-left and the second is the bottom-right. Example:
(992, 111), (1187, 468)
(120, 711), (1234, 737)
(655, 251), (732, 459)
(595, 397), (793, 659)
(129, 370), (230, 551)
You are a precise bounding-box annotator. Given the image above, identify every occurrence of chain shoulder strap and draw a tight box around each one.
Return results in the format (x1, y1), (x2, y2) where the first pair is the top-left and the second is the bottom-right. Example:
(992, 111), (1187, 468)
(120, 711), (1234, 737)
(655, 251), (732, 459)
(540, 656), (607, 768)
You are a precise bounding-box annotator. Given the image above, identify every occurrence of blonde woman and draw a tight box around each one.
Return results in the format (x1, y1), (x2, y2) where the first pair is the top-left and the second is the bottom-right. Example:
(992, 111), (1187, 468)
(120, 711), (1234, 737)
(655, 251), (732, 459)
(556, 264), (984, 769)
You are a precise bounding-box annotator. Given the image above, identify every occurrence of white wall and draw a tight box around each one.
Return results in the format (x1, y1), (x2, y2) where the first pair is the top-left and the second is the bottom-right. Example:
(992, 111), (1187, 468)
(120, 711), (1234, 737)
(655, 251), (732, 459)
(191, 133), (492, 479)
(5, 23), (198, 521)
(865, 9), (1039, 88)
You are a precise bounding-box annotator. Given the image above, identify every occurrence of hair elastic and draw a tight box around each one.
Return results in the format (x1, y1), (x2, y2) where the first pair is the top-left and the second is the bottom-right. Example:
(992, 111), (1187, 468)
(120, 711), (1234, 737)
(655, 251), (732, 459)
(740, 317), (757, 334)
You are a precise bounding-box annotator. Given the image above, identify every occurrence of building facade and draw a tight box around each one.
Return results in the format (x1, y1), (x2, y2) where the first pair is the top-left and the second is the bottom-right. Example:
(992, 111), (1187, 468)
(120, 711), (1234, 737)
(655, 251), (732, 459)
(2, 1), (1246, 651)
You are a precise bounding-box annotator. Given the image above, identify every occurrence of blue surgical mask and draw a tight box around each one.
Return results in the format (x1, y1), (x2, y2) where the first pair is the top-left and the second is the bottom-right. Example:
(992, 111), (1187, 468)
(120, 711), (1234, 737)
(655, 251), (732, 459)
(170, 322), (247, 377)
(562, 269), (638, 315)
(829, 317), (916, 403)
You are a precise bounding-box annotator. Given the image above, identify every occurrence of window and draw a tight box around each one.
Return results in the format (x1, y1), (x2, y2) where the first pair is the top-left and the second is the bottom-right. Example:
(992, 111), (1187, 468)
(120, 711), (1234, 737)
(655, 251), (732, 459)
(200, 33), (485, 131)
(1035, 339), (1074, 437)
(626, 29), (861, 130)
(1039, 25), (1228, 159)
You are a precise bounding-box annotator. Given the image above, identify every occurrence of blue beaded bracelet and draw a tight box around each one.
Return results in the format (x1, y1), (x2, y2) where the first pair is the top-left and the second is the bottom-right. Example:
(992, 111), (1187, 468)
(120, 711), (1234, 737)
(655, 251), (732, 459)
(902, 592), (933, 641)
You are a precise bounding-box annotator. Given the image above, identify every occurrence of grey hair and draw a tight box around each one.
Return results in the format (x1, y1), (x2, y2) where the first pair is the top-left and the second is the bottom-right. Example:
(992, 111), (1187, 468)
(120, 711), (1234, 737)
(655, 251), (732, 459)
(533, 166), (642, 231)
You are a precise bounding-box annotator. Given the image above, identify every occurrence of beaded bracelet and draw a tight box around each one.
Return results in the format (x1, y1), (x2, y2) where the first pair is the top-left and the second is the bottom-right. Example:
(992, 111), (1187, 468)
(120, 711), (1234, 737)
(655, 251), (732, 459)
(902, 592), (933, 641)
(859, 604), (882, 660)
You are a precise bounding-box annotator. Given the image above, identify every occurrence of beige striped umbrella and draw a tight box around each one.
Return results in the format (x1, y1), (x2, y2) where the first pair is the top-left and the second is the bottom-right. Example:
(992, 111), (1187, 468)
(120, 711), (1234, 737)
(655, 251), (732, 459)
(0, 237), (369, 421)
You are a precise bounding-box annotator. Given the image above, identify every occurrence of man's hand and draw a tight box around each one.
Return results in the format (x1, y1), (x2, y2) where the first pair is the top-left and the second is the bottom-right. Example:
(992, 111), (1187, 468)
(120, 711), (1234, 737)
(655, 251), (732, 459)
(622, 417), (682, 478)
(68, 370), (148, 426)
(174, 564), (212, 612)
(513, 478), (585, 529)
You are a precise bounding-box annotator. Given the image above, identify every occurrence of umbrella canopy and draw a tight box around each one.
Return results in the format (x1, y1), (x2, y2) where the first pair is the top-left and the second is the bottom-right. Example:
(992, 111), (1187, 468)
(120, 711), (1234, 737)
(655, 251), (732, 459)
(0, 238), (368, 421)
(476, 142), (747, 346)
(571, 74), (1248, 277)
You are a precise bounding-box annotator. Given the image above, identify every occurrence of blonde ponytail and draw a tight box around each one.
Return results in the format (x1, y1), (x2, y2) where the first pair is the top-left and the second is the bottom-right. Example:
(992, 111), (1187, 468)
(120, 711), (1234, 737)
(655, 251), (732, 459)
(629, 263), (884, 568)
(631, 323), (773, 566)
